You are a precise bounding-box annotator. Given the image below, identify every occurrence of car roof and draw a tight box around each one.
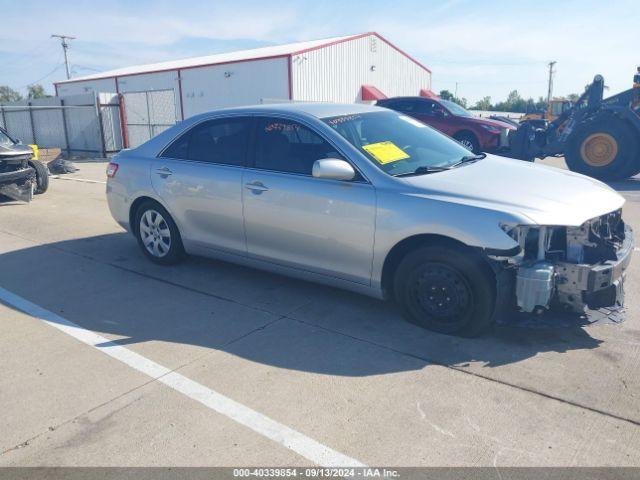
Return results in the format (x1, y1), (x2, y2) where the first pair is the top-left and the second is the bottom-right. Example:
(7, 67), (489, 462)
(187, 102), (383, 122)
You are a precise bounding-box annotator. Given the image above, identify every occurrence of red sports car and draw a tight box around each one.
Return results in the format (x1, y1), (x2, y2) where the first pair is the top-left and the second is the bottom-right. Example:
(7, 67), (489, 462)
(377, 96), (515, 154)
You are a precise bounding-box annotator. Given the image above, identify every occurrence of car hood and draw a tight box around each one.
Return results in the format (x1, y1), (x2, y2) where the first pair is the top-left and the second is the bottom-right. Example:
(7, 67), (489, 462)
(464, 116), (515, 130)
(399, 155), (625, 226)
(0, 144), (33, 160)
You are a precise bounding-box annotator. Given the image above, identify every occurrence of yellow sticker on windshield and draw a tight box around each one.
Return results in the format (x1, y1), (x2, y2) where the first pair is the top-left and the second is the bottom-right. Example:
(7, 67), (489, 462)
(362, 141), (409, 164)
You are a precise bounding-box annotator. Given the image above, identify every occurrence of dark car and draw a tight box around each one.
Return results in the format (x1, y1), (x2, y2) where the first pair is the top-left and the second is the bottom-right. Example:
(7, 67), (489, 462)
(0, 127), (48, 201)
(377, 96), (515, 153)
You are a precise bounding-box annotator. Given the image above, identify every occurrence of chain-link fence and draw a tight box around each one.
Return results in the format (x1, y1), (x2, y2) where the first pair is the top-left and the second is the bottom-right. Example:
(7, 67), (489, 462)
(121, 89), (177, 148)
(0, 92), (123, 157)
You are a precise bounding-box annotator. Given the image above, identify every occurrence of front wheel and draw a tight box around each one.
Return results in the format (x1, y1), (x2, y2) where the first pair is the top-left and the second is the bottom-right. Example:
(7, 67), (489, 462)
(454, 132), (481, 154)
(394, 245), (495, 337)
(134, 201), (185, 265)
(28, 160), (49, 194)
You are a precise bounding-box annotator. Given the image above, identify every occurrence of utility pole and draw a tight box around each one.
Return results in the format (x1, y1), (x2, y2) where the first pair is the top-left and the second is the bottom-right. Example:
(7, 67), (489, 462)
(51, 34), (76, 80)
(454, 82), (459, 99)
(546, 61), (556, 104)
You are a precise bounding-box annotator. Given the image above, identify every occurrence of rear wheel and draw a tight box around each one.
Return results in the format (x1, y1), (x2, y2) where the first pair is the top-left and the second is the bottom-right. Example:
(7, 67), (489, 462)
(28, 160), (49, 194)
(565, 117), (639, 180)
(134, 201), (185, 265)
(454, 132), (480, 154)
(394, 245), (495, 337)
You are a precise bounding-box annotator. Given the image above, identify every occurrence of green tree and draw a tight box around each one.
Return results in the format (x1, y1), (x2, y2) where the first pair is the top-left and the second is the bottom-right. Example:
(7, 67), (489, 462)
(506, 90), (522, 105)
(473, 96), (492, 111)
(492, 90), (537, 113)
(439, 90), (454, 101)
(438, 89), (467, 108)
(453, 97), (468, 108)
(0, 86), (23, 103)
(27, 84), (48, 99)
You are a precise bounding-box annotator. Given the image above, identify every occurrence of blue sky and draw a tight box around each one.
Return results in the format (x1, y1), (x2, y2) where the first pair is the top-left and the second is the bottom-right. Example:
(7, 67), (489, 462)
(1, 0), (637, 104)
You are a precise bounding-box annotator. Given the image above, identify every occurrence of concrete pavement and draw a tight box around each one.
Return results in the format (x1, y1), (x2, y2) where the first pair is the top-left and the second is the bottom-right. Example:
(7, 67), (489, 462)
(1, 161), (640, 466)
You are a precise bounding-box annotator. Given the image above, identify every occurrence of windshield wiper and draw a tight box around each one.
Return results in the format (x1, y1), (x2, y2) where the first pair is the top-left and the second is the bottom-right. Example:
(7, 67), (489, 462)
(393, 166), (451, 177)
(449, 153), (486, 168)
(393, 153), (486, 177)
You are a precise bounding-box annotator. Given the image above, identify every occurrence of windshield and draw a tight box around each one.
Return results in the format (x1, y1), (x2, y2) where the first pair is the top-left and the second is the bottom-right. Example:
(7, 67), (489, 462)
(439, 100), (472, 117)
(322, 110), (475, 176)
(0, 129), (15, 147)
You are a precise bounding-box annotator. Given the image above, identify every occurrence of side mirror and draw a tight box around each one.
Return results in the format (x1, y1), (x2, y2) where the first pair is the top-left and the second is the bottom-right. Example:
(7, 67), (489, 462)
(312, 159), (355, 181)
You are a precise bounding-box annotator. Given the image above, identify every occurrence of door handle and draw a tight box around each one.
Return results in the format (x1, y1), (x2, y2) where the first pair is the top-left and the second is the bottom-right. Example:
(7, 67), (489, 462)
(244, 181), (269, 193)
(155, 167), (173, 177)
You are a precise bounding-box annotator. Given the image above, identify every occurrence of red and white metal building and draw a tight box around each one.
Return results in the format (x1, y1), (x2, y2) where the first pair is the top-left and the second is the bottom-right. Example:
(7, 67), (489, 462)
(54, 32), (432, 147)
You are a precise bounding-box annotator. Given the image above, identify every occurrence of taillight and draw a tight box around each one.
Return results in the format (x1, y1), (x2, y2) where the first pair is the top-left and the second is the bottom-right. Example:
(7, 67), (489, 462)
(106, 162), (119, 178)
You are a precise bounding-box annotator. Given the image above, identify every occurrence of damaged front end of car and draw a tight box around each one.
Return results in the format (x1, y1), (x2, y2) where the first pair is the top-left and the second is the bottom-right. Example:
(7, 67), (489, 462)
(0, 150), (36, 202)
(496, 209), (633, 317)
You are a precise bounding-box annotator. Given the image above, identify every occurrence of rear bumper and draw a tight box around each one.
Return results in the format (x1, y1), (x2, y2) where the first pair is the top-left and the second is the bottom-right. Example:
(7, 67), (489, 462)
(106, 181), (132, 232)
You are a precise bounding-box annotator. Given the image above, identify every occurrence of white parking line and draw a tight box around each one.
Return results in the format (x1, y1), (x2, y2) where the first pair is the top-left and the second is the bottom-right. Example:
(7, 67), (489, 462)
(0, 286), (365, 467)
(51, 176), (107, 185)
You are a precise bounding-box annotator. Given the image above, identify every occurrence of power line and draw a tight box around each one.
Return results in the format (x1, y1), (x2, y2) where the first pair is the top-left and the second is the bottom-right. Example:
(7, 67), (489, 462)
(51, 34), (76, 79)
(17, 61), (65, 89)
(8, 40), (57, 67)
(72, 64), (103, 73)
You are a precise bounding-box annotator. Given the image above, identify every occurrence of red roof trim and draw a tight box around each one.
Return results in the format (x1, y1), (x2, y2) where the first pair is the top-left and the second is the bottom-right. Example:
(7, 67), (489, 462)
(54, 54), (292, 86)
(419, 88), (439, 99)
(361, 85), (387, 101)
(53, 32), (431, 87)
(371, 32), (432, 74)
(293, 32), (371, 55)
(291, 32), (432, 75)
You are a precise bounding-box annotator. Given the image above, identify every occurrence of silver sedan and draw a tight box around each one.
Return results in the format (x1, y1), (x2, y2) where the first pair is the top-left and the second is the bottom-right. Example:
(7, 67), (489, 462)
(106, 103), (631, 336)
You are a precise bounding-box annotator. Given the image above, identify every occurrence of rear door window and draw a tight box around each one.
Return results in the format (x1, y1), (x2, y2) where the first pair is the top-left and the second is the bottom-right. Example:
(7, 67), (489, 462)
(161, 117), (252, 166)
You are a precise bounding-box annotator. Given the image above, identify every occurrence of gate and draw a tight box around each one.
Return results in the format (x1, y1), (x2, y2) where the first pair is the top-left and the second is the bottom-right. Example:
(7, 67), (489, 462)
(0, 93), (123, 157)
(122, 90), (178, 148)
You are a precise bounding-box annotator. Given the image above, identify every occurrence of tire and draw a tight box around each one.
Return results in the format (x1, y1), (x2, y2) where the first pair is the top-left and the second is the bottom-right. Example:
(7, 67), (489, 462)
(28, 160), (49, 194)
(394, 244), (495, 337)
(454, 132), (481, 154)
(565, 117), (639, 181)
(134, 201), (185, 265)
(623, 164), (640, 179)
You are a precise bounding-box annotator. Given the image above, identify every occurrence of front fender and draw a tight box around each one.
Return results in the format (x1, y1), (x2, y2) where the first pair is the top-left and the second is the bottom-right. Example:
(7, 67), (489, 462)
(370, 191), (527, 290)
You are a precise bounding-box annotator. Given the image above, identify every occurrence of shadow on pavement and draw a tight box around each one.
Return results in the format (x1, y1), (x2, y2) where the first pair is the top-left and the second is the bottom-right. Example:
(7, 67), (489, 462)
(0, 233), (603, 376)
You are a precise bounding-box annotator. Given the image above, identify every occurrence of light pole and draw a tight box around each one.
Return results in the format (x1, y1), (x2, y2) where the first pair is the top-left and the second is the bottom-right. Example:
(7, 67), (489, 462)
(51, 34), (76, 80)
(546, 61), (557, 104)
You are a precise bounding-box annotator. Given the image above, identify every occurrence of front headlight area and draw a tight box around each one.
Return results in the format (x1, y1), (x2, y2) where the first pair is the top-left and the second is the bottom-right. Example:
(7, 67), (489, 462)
(498, 215), (629, 314)
(498, 223), (578, 314)
(499, 223), (569, 263)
